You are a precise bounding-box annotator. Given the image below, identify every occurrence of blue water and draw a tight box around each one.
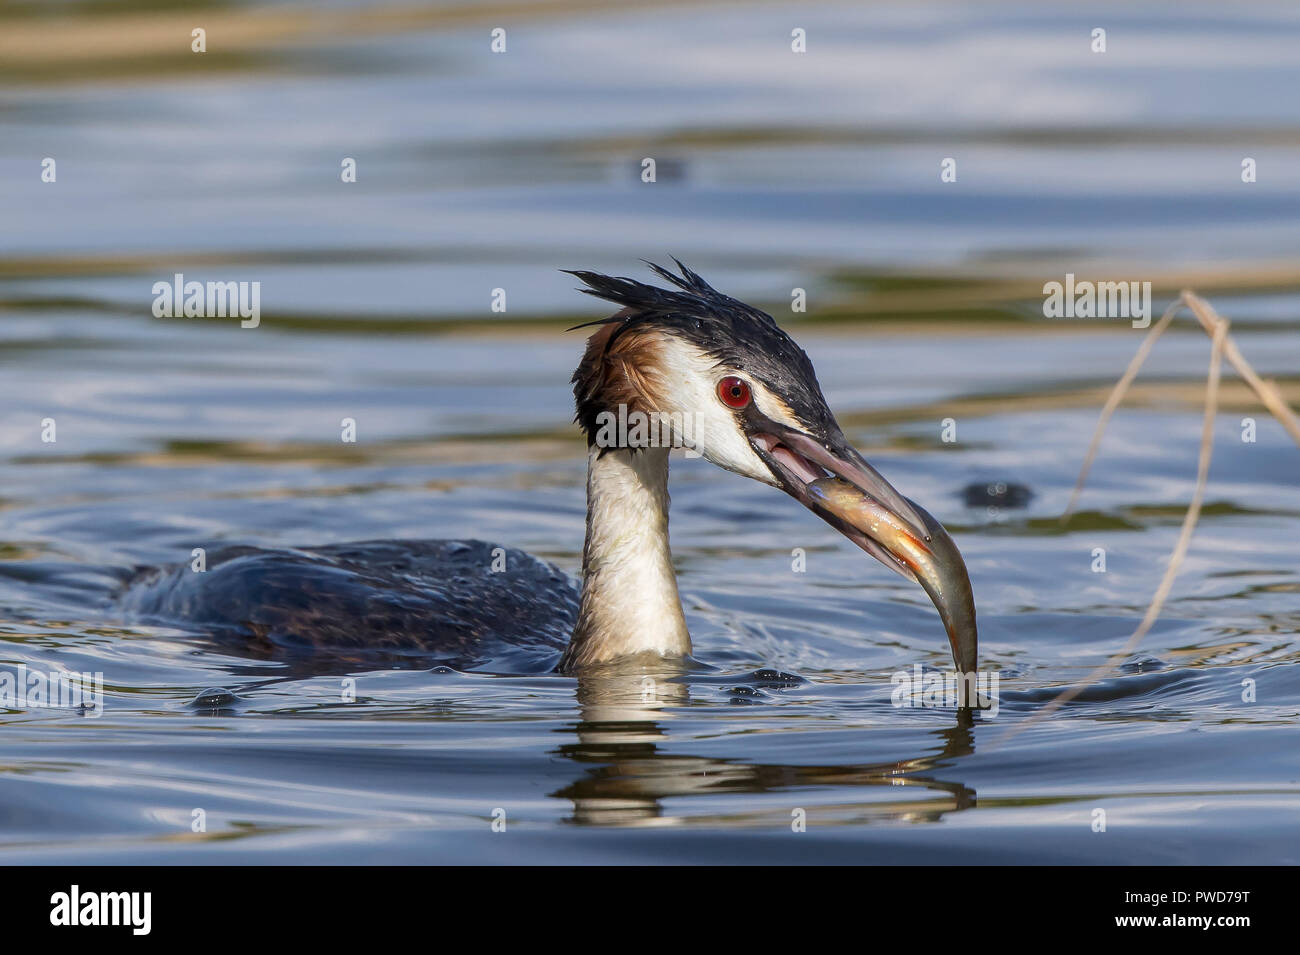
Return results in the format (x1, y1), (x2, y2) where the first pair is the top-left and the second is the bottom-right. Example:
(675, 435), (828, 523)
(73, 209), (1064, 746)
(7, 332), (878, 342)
(0, 0), (1297, 863)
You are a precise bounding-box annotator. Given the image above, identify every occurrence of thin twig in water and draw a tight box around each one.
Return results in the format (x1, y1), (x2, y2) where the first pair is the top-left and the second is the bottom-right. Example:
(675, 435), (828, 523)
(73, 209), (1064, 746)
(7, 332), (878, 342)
(1060, 296), (1185, 523)
(995, 292), (1300, 744)
(1183, 292), (1300, 447)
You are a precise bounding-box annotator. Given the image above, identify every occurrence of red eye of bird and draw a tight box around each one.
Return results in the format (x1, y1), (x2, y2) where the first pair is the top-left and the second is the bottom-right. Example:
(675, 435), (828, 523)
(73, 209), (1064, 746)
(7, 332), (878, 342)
(717, 375), (751, 409)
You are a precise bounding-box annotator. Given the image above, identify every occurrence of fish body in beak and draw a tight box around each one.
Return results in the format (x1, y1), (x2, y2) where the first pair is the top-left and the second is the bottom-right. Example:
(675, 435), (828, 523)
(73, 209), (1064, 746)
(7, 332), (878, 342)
(806, 477), (978, 676)
(749, 425), (978, 676)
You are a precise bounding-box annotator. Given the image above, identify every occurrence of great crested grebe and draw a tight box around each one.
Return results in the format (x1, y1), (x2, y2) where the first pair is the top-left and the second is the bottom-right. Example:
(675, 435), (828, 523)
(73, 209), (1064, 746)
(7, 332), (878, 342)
(121, 262), (977, 675)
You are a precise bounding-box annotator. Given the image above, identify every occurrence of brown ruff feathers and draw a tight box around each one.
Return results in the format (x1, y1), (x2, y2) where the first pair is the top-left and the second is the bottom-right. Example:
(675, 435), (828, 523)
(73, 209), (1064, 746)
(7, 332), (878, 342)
(572, 316), (673, 446)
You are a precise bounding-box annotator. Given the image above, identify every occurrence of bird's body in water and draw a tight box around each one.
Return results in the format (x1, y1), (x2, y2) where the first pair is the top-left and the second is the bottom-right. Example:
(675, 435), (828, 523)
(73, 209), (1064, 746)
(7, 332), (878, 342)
(120, 540), (579, 671)
(121, 262), (978, 676)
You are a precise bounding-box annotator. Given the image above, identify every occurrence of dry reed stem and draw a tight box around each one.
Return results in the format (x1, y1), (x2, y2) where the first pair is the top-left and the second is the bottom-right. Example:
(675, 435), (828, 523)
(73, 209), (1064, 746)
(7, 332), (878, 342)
(1183, 292), (1300, 447)
(1060, 296), (1184, 522)
(994, 292), (1299, 744)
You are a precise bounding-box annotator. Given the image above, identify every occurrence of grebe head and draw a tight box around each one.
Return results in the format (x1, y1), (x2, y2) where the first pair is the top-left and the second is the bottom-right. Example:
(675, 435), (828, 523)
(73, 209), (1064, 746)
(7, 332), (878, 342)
(566, 260), (977, 675)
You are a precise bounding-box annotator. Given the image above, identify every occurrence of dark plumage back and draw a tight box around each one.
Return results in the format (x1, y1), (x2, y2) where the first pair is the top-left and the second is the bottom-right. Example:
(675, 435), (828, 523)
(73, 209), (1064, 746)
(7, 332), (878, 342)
(565, 260), (837, 441)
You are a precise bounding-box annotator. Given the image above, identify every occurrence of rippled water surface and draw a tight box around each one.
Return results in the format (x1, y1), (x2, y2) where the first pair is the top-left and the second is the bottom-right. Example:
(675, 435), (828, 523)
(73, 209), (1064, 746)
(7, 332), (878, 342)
(1, 0), (1298, 863)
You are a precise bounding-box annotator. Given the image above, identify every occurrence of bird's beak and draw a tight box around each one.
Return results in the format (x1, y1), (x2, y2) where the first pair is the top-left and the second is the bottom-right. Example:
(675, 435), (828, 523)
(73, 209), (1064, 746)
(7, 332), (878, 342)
(749, 425), (978, 675)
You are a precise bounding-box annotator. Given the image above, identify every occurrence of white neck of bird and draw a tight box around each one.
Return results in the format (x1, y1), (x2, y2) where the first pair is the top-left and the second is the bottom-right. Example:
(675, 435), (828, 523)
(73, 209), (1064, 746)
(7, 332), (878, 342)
(561, 445), (691, 669)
